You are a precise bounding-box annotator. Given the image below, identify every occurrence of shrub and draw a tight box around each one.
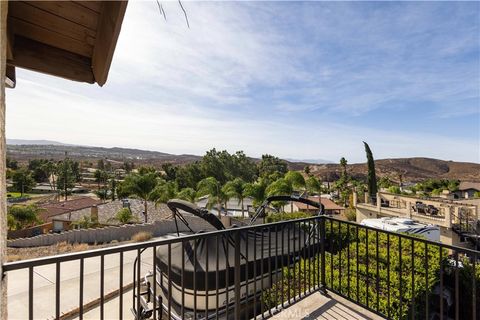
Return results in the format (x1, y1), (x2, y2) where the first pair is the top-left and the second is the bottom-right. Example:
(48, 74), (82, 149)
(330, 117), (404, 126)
(265, 211), (312, 223)
(7, 204), (43, 230)
(262, 222), (480, 319)
(73, 216), (97, 229)
(131, 231), (152, 242)
(345, 208), (356, 221)
(115, 208), (136, 224)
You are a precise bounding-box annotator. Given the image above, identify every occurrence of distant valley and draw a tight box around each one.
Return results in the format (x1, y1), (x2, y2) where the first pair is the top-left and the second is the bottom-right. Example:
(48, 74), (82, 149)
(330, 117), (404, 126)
(7, 140), (480, 182)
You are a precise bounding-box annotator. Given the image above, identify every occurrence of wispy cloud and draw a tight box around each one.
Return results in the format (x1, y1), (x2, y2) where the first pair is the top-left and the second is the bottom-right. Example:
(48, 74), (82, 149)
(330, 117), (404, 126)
(6, 1), (480, 163)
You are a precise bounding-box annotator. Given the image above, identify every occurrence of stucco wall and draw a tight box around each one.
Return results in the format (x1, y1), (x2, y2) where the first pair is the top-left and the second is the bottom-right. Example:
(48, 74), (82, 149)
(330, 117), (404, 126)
(7, 216), (216, 248)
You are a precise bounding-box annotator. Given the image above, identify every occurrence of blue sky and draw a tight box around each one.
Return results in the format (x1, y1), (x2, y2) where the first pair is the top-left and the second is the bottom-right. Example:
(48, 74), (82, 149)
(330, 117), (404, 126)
(6, 1), (480, 163)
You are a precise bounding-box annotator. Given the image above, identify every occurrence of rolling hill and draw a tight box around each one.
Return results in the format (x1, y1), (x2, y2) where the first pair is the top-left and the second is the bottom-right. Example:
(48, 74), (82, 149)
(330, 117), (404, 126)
(6, 141), (480, 182)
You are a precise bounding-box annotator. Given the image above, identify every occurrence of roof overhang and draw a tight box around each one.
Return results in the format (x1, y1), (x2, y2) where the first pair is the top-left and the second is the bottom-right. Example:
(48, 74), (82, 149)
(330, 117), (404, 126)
(5, 1), (128, 87)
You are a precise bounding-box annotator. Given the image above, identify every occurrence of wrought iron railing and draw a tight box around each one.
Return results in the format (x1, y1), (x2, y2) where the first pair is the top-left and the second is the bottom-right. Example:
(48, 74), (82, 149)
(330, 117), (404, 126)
(3, 216), (479, 320)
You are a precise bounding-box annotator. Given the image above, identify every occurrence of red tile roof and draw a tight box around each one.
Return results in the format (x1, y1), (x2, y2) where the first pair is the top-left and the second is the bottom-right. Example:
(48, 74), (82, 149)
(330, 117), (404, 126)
(39, 197), (102, 221)
(295, 197), (345, 211)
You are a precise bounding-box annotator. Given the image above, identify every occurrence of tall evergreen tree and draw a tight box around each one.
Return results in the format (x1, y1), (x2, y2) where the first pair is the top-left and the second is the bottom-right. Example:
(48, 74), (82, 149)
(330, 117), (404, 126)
(363, 141), (378, 202)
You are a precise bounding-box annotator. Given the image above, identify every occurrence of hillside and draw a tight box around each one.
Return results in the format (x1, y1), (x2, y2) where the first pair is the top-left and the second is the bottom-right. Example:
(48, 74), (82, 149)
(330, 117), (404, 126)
(310, 157), (480, 183)
(6, 144), (479, 182)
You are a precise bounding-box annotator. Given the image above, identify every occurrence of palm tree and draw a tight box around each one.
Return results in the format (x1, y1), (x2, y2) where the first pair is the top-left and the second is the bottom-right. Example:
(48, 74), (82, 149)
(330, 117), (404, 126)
(284, 171), (306, 211)
(152, 180), (177, 207)
(122, 172), (159, 223)
(244, 180), (267, 208)
(265, 178), (293, 211)
(284, 171), (306, 193)
(176, 187), (197, 203)
(306, 176), (322, 209)
(223, 178), (247, 218)
(197, 177), (228, 217)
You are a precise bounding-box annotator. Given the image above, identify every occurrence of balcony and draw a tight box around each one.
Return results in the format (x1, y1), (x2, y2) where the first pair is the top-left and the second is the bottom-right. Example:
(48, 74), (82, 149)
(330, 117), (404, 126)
(3, 216), (479, 320)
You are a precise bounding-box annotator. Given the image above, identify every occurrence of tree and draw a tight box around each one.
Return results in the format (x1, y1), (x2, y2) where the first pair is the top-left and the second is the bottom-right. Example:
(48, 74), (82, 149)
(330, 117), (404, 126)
(94, 169), (109, 188)
(110, 175), (117, 201)
(122, 172), (159, 223)
(339, 157), (348, 177)
(197, 177), (228, 217)
(378, 176), (393, 189)
(56, 159), (77, 201)
(175, 162), (203, 189)
(304, 166), (311, 176)
(161, 163), (177, 181)
(94, 189), (109, 201)
(223, 178), (247, 218)
(388, 186), (401, 194)
(306, 176), (322, 195)
(123, 161), (134, 173)
(244, 180), (268, 207)
(6, 158), (18, 170)
(363, 141), (378, 202)
(12, 168), (36, 196)
(97, 159), (105, 170)
(265, 178), (293, 210)
(152, 180), (177, 206)
(41, 160), (57, 191)
(284, 171), (306, 192)
(176, 187), (197, 203)
(258, 154), (288, 179)
(28, 159), (50, 183)
(7, 205), (42, 230)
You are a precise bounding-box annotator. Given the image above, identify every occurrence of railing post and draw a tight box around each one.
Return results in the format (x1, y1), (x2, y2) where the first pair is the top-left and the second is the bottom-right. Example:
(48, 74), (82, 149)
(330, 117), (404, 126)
(234, 230), (241, 320)
(319, 216), (327, 294)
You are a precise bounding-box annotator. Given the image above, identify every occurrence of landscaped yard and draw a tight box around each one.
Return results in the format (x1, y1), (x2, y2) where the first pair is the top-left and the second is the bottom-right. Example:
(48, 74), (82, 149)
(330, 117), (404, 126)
(7, 192), (30, 198)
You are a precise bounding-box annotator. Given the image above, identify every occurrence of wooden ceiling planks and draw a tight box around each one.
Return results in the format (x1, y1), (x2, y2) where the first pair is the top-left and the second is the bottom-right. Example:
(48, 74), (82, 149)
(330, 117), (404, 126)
(9, 2), (96, 53)
(73, 1), (102, 13)
(11, 36), (94, 84)
(6, 0), (127, 86)
(9, 17), (93, 57)
(26, 1), (99, 31)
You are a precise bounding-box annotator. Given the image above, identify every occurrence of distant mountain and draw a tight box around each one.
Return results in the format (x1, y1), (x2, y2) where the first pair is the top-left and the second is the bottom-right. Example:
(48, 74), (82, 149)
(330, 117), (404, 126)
(7, 139), (68, 146)
(285, 158), (333, 164)
(6, 142), (479, 182)
(310, 157), (480, 183)
(6, 143), (201, 165)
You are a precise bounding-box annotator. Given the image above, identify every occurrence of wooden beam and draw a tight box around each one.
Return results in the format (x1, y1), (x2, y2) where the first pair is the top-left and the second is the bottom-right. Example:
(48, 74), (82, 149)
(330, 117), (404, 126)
(5, 65), (15, 89)
(9, 2), (96, 45)
(8, 36), (94, 83)
(9, 17), (93, 57)
(74, 1), (102, 14)
(6, 20), (12, 60)
(91, 1), (127, 86)
(26, 1), (100, 31)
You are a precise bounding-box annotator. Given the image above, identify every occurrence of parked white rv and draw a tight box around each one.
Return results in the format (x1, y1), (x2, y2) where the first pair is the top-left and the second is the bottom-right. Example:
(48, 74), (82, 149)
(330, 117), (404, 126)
(360, 217), (440, 242)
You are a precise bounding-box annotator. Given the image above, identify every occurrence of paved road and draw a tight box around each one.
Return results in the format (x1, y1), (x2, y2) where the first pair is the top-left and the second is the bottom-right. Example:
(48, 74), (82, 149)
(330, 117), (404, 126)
(7, 247), (156, 320)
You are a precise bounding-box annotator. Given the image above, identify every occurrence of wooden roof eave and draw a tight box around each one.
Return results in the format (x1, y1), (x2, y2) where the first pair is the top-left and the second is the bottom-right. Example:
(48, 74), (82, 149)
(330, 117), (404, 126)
(5, 1), (128, 87)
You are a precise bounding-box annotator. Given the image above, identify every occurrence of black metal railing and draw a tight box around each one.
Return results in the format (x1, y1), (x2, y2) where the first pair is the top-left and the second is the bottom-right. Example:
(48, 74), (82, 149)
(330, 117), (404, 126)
(3, 216), (479, 320)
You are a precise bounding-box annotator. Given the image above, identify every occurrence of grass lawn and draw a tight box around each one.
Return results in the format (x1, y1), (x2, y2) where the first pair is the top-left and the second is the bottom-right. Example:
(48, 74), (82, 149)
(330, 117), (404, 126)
(7, 192), (31, 198)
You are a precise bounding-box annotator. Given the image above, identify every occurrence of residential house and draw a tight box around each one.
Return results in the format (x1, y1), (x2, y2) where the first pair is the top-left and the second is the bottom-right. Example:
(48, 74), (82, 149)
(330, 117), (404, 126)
(284, 196), (345, 215)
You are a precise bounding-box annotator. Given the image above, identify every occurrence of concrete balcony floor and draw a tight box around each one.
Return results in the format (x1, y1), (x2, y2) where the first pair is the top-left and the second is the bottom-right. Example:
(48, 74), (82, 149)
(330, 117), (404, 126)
(270, 291), (385, 320)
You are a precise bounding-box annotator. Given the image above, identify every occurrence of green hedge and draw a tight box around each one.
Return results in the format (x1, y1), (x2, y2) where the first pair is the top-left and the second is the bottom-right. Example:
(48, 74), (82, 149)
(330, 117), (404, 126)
(262, 221), (480, 320)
